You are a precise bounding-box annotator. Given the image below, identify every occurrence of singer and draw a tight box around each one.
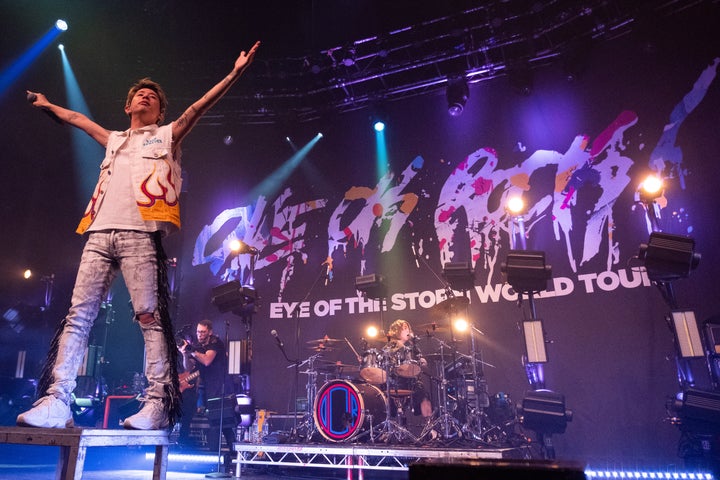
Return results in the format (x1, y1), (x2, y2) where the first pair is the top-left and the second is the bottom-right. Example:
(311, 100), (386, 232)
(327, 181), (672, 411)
(17, 41), (261, 431)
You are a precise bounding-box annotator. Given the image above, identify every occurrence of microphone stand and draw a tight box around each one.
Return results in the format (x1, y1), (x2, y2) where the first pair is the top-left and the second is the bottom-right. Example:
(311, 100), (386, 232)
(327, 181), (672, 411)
(208, 251), (257, 478)
(287, 262), (329, 441)
(206, 318), (232, 479)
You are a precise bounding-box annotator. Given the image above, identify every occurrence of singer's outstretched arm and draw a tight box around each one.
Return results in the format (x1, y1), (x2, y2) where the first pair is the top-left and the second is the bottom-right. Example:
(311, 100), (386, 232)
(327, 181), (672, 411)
(26, 91), (110, 146)
(172, 40), (260, 144)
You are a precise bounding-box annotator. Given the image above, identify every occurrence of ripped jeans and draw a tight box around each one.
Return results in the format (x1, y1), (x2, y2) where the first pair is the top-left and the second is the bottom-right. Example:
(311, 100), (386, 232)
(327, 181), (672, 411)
(47, 230), (170, 403)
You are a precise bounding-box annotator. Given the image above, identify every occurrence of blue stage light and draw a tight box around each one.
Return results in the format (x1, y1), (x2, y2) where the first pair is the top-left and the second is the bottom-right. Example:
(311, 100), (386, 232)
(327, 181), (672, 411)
(373, 121), (385, 132)
(55, 19), (68, 31)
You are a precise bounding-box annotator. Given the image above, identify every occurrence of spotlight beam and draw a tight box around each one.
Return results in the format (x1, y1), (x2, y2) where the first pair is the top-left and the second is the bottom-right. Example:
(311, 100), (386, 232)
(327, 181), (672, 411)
(249, 133), (323, 199)
(0, 24), (66, 99)
(59, 46), (105, 200)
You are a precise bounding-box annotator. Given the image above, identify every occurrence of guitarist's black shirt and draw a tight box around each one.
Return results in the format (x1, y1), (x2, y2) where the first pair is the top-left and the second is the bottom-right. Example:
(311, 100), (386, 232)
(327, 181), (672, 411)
(191, 334), (227, 398)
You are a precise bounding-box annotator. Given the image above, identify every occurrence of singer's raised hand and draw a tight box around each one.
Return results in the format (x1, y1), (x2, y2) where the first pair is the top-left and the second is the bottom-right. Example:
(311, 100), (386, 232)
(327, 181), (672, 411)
(26, 91), (49, 108)
(233, 41), (261, 74)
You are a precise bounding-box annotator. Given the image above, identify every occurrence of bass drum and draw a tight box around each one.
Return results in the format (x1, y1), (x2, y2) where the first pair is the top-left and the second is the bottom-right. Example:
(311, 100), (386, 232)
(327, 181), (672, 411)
(314, 379), (386, 442)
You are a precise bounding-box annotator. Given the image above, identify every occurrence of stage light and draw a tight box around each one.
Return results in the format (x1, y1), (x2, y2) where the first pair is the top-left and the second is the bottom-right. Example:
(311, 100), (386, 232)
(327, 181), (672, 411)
(366, 325), (379, 338)
(506, 196), (526, 215)
(501, 250), (552, 293)
(355, 273), (387, 298)
(637, 232), (700, 282)
(523, 320), (548, 363)
(670, 310), (704, 358)
(210, 280), (256, 315)
(55, 19), (68, 31)
(23, 269), (32, 279)
(442, 262), (474, 291)
(373, 120), (385, 132)
(317, 132), (323, 138)
(453, 317), (469, 333)
(639, 174), (663, 201)
(446, 76), (469, 117)
(228, 239), (257, 255)
(673, 388), (720, 428)
(58, 44), (64, 51)
(340, 47), (356, 67)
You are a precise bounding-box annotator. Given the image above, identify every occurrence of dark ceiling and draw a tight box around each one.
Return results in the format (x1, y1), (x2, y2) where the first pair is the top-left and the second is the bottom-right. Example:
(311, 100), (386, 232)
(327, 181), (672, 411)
(2, 0), (715, 125)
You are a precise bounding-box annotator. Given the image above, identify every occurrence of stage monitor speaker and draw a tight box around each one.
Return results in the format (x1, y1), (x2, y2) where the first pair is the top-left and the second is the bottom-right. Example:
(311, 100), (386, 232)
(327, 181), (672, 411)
(410, 459), (586, 480)
(521, 390), (571, 434)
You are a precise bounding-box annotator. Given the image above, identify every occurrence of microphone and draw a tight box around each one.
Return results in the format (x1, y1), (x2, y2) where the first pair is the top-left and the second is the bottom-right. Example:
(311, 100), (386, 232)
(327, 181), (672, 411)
(27, 92), (64, 125)
(410, 242), (420, 269)
(270, 329), (284, 348)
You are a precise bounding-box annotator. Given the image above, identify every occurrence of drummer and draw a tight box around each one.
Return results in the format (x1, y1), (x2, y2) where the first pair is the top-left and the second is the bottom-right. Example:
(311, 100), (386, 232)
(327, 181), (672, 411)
(384, 319), (432, 418)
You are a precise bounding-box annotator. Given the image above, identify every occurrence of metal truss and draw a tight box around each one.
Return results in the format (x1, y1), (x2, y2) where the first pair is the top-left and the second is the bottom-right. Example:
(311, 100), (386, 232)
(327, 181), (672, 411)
(197, 0), (705, 125)
(232, 443), (530, 478)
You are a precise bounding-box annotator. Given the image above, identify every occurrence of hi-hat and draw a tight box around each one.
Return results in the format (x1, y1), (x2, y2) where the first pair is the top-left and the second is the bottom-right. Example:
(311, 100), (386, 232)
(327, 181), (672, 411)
(318, 362), (360, 373)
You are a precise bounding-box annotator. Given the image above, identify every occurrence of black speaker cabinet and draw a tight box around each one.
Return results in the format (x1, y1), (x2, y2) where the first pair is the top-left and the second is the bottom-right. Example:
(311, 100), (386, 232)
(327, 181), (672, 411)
(410, 459), (586, 480)
(522, 390), (570, 434)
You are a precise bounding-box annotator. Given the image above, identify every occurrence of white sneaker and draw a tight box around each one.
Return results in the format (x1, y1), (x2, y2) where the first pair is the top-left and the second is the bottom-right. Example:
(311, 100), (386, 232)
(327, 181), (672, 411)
(16, 395), (74, 428)
(123, 398), (169, 430)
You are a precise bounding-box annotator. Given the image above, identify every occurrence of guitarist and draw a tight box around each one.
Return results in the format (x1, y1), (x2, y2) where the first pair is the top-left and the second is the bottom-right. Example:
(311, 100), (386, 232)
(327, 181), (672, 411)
(177, 319), (227, 447)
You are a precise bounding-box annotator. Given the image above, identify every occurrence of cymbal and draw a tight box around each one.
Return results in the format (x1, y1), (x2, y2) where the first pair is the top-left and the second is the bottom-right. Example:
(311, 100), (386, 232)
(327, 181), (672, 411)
(415, 322), (450, 333)
(429, 296), (469, 315)
(306, 337), (344, 345)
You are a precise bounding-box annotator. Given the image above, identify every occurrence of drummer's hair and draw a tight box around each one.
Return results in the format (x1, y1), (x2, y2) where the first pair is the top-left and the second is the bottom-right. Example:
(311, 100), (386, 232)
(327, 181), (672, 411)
(198, 319), (213, 330)
(388, 319), (411, 338)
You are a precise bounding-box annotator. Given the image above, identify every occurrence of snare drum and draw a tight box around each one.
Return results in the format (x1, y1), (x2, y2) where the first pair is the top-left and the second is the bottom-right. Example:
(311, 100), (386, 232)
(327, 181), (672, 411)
(393, 345), (421, 378)
(359, 348), (387, 384)
(314, 379), (386, 442)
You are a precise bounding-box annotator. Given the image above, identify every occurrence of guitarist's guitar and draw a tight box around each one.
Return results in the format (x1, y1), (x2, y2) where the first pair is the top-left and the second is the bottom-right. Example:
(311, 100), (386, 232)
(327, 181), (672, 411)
(179, 370), (200, 392)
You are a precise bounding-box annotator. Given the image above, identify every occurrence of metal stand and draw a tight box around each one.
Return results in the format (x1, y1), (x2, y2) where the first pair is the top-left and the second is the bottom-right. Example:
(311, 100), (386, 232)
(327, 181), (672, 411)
(206, 318), (233, 478)
(462, 323), (493, 441)
(371, 350), (417, 444)
(523, 292), (546, 391)
(284, 263), (329, 442)
(208, 252), (257, 478)
(418, 339), (463, 443)
(291, 353), (323, 441)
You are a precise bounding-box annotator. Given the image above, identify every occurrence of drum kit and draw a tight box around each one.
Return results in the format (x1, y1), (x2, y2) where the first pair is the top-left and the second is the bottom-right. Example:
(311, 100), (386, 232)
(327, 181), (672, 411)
(289, 300), (517, 446)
